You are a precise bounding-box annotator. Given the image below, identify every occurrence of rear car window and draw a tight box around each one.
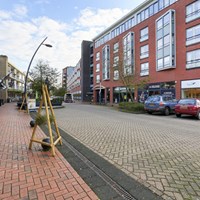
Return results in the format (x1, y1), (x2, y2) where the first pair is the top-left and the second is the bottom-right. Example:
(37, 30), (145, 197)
(179, 99), (195, 105)
(147, 96), (160, 102)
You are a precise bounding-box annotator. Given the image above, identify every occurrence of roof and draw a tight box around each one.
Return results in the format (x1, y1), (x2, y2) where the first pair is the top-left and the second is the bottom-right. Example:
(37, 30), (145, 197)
(93, 0), (154, 41)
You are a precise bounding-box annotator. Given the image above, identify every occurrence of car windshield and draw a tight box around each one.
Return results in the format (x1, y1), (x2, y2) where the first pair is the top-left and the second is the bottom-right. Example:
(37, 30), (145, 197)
(178, 99), (196, 105)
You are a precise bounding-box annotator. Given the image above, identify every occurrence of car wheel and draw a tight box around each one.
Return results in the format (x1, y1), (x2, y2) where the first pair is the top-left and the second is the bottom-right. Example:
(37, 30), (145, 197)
(196, 111), (200, 120)
(176, 114), (181, 118)
(164, 107), (170, 116)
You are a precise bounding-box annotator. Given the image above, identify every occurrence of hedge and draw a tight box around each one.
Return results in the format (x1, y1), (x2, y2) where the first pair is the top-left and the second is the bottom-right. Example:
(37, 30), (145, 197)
(118, 102), (145, 113)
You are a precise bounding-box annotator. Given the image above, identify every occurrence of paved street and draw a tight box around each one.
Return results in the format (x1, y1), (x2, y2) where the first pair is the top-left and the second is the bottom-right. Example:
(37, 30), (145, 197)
(54, 103), (200, 200)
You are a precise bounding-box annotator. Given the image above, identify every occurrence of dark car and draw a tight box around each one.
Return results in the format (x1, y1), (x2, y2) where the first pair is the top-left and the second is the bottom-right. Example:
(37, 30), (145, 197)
(175, 98), (200, 119)
(144, 95), (178, 115)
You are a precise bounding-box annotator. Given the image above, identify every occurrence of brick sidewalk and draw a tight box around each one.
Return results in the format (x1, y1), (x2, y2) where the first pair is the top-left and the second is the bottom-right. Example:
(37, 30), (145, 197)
(0, 103), (99, 200)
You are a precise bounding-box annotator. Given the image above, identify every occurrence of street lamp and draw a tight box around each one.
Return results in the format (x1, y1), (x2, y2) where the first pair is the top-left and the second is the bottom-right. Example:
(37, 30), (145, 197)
(20, 36), (52, 112)
(24, 36), (52, 95)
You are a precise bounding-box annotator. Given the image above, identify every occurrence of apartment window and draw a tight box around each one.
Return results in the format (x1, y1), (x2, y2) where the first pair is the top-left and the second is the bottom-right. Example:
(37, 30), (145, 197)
(113, 42), (119, 53)
(140, 62), (149, 76)
(113, 56), (119, 67)
(96, 63), (100, 72)
(186, 1), (200, 23)
(96, 74), (100, 83)
(140, 45), (149, 59)
(186, 49), (200, 69)
(123, 32), (134, 75)
(102, 45), (110, 80)
(140, 27), (149, 42)
(186, 24), (200, 46)
(137, 13), (141, 24)
(156, 10), (176, 71)
(113, 70), (119, 80)
(96, 52), (100, 61)
(154, 2), (159, 14)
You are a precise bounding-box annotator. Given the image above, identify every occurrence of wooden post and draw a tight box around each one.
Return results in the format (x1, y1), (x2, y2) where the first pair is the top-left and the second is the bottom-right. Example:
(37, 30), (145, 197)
(29, 84), (62, 156)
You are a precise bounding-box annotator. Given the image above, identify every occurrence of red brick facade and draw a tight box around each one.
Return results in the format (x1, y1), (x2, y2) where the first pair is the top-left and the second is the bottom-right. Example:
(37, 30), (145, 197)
(93, 0), (200, 104)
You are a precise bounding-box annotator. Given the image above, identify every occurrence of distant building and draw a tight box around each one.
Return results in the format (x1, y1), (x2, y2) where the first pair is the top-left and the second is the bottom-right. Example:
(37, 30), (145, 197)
(80, 40), (93, 102)
(67, 60), (81, 101)
(0, 55), (25, 102)
(62, 66), (74, 90)
(67, 40), (93, 102)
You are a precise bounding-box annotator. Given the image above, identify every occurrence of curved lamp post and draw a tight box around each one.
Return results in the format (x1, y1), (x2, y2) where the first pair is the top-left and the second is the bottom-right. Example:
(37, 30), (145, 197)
(24, 36), (52, 95)
(20, 36), (52, 112)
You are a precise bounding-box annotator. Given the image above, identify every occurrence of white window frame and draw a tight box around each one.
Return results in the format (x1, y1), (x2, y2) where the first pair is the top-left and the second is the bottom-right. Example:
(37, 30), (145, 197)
(156, 9), (176, 71)
(186, 24), (200, 46)
(96, 74), (100, 83)
(96, 63), (100, 72)
(113, 70), (119, 80)
(186, 1), (200, 23)
(186, 49), (200, 69)
(113, 56), (119, 67)
(102, 45), (110, 80)
(140, 27), (149, 42)
(96, 52), (100, 61)
(123, 32), (134, 76)
(113, 42), (119, 53)
(140, 62), (149, 76)
(140, 45), (149, 59)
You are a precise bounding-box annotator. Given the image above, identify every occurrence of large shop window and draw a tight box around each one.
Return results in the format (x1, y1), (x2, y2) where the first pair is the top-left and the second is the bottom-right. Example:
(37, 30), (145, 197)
(181, 79), (200, 98)
(156, 10), (176, 71)
(186, 49), (200, 69)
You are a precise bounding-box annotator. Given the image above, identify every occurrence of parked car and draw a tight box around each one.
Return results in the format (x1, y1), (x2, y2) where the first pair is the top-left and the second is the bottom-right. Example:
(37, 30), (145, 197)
(175, 98), (200, 119)
(144, 95), (178, 115)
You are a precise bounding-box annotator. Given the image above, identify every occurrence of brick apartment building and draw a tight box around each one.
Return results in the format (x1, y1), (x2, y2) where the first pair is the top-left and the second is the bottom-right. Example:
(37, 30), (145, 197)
(92, 0), (200, 104)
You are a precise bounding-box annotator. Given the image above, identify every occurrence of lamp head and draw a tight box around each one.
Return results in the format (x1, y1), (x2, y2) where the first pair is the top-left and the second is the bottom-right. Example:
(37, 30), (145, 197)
(44, 44), (52, 48)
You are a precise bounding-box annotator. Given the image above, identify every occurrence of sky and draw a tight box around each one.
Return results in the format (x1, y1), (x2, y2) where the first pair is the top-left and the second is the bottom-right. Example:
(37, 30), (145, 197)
(0, 0), (144, 76)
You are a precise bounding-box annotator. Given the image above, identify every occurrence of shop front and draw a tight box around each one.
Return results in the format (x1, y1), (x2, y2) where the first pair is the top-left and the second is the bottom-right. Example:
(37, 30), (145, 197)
(138, 81), (176, 102)
(113, 87), (134, 103)
(181, 79), (200, 98)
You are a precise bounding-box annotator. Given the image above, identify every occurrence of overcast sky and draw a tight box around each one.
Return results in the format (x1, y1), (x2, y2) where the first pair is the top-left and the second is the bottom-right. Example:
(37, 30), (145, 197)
(0, 0), (144, 75)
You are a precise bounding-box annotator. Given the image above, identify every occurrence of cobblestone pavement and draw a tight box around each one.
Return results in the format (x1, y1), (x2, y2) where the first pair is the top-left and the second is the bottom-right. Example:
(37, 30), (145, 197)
(54, 103), (200, 200)
(0, 103), (99, 200)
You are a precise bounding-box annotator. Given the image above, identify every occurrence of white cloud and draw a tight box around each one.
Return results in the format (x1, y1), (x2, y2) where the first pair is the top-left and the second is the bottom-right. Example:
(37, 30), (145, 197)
(75, 7), (129, 29)
(14, 5), (28, 17)
(0, 6), (129, 75)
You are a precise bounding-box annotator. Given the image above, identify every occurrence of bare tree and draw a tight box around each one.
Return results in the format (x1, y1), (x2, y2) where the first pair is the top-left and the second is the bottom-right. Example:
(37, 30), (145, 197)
(112, 51), (149, 102)
(29, 59), (60, 96)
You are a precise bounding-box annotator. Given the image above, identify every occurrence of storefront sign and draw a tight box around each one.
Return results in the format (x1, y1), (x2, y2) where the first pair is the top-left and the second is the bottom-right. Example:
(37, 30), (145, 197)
(28, 99), (36, 110)
(181, 79), (200, 89)
(149, 84), (160, 89)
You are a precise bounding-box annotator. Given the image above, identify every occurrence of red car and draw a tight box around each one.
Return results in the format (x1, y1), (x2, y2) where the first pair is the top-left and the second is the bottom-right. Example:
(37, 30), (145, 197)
(175, 98), (200, 119)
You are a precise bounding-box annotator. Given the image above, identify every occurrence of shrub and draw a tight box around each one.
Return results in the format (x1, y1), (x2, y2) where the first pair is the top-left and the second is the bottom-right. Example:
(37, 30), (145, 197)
(35, 114), (54, 125)
(118, 102), (145, 113)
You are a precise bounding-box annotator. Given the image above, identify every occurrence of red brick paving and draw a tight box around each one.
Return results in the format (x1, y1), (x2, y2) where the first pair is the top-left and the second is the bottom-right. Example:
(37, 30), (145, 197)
(0, 103), (99, 200)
